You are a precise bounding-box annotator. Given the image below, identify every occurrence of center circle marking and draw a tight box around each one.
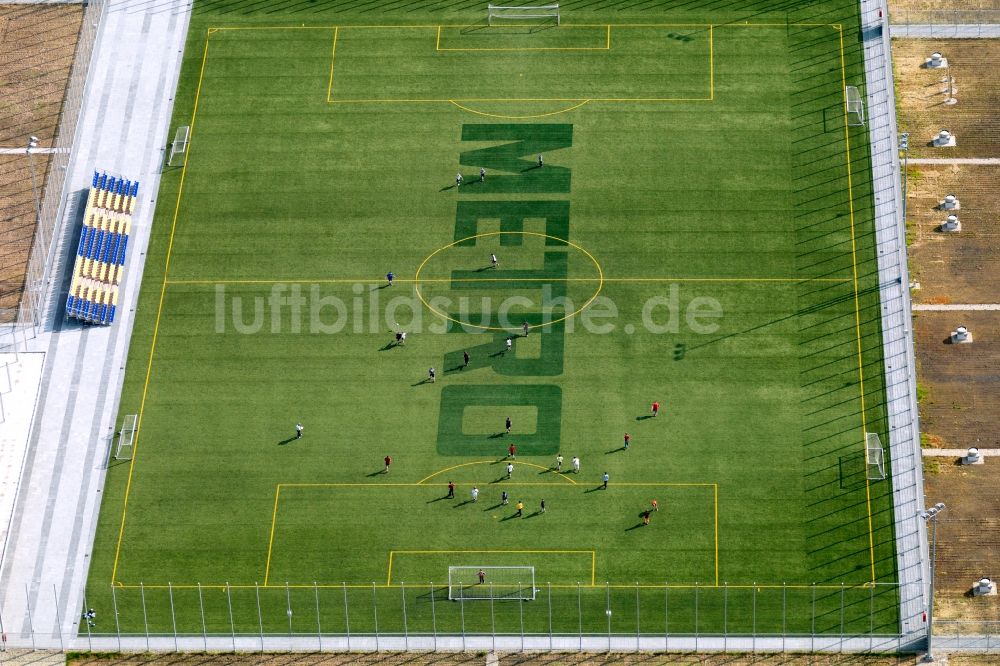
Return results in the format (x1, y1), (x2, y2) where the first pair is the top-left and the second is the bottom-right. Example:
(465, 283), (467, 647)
(413, 231), (604, 332)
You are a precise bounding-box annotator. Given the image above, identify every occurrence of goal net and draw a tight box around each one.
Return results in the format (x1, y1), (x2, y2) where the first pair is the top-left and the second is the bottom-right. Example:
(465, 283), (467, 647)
(448, 566), (536, 601)
(488, 4), (560, 26)
(115, 413), (138, 460)
(167, 125), (190, 166)
(845, 86), (865, 127)
(865, 432), (886, 481)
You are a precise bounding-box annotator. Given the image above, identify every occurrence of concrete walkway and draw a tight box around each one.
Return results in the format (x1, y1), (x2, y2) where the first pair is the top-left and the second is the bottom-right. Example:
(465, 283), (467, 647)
(861, 0), (929, 644)
(906, 158), (1000, 165)
(0, 0), (192, 647)
(923, 448), (999, 457)
(913, 304), (1000, 311)
(890, 23), (1000, 38)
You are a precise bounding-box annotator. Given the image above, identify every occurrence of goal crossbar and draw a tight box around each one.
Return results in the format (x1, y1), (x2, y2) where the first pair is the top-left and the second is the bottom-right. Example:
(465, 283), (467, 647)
(865, 432), (885, 481)
(448, 565), (536, 600)
(845, 86), (865, 127)
(115, 413), (138, 460)
(488, 3), (560, 25)
(167, 125), (190, 166)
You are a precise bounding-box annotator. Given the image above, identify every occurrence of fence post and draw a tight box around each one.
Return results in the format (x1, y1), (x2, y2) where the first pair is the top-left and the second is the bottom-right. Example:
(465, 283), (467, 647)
(255, 582), (264, 653)
(547, 582), (553, 651)
(371, 582), (379, 652)
(226, 583), (235, 652)
(430, 582), (437, 652)
(605, 581), (612, 652)
(811, 583), (816, 653)
(110, 584), (120, 652)
(401, 582), (408, 651)
(342, 582), (350, 651)
(519, 584), (525, 652)
(870, 582), (875, 642)
(664, 583), (669, 652)
(459, 583), (466, 652)
(285, 582), (293, 650)
(168, 583), (178, 651)
(635, 582), (640, 652)
(24, 584), (35, 651)
(52, 584), (64, 653)
(81, 590), (93, 652)
(752, 583), (757, 654)
(694, 582), (699, 652)
(314, 582), (322, 651)
(489, 582), (496, 652)
(140, 583), (149, 651)
(723, 582), (728, 653)
(198, 583), (207, 651)
(577, 582), (583, 652)
(839, 582), (845, 653)
(782, 582), (787, 652)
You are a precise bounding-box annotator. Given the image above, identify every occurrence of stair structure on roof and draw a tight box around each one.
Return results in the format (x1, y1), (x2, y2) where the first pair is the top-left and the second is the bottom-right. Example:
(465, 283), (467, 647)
(65, 171), (139, 325)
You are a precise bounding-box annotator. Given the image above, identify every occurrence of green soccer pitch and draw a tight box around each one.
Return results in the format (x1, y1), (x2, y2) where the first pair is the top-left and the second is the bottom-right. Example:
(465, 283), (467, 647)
(86, 0), (901, 637)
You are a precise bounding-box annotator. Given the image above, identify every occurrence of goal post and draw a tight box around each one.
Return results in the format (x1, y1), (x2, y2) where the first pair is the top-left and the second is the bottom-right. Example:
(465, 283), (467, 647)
(167, 125), (190, 166)
(865, 432), (886, 481)
(115, 413), (137, 460)
(448, 566), (536, 600)
(488, 3), (560, 26)
(845, 86), (865, 127)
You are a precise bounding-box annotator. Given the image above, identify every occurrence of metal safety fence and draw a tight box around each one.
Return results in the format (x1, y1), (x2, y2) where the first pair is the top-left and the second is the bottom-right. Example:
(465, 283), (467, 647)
(0, 581), (931, 653)
(890, 9), (1000, 37)
(0, 0), (107, 353)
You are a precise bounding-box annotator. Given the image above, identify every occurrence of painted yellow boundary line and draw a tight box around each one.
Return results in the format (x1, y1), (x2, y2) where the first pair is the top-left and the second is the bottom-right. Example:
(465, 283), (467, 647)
(109, 33), (213, 586)
(386, 550), (596, 586)
(111, 582), (885, 590)
(835, 25), (877, 586)
(258, 482), (717, 589)
(165, 276), (853, 286)
(418, 460), (578, 485)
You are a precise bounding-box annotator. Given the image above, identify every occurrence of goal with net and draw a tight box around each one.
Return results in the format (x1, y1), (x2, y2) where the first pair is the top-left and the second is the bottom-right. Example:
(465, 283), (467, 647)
(865, 432), (886, 481)
(488, 4), (560, 26)
(845, 86), (865, 127)
(115, 413), (138, 461)
(448, 566), (536, 601)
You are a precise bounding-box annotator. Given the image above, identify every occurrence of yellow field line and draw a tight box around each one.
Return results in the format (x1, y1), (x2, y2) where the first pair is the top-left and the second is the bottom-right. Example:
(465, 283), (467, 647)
(109, 34), (212, 586)
(435, 25), (441, 51)
(166, 276), (852, 286)
(714, 484), (720, 586)
(209, 22), (837, 31)
(386, 549), (595, 586)
(331, 97), (712, 104)
(836, 25), (877, 586)
(448, 99), (591, 119)
(709, 24), (715, 100)
(325, 27), (339, 103)
(112, 582), (876, 590)
(417, 460), (577, 485)
(262, 485), (282, 586)
(607, 24), (611, 50)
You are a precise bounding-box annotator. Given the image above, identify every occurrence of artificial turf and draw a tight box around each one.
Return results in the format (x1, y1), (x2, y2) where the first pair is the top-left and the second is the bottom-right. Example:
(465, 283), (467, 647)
(85, 0), (899, 637)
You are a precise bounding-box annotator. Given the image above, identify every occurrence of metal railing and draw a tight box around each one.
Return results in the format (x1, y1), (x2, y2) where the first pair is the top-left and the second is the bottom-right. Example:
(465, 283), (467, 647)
(890, 9), (1000, 37)
(0, 0), (107, 353)
(0, 581), (927, 653)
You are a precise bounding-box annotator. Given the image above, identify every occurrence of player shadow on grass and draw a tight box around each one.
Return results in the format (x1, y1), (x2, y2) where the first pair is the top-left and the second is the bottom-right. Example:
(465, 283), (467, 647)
(412, 378), (434, 386)
(500, 513), (521, 522)
(277, 437), (297, 446)
(625, 522), (647, 531)
(379, 340), (402, 351)
(453, 499), (474, 508)
(524, 511), (542, 519)
(635, 415), (654, 421)
(489, 433), (505, 439)
(366, 469), (388, 477)
(583, 486), (606, 493)
(605, 447), (625, 454)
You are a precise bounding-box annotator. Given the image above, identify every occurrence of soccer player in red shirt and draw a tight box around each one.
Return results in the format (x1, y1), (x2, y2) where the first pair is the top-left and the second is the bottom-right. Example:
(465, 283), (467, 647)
(623, 433), (631, 450)
(508, 443), (516, 459)
(384, 455), (392, 473)
(651, 401), (660, 417)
